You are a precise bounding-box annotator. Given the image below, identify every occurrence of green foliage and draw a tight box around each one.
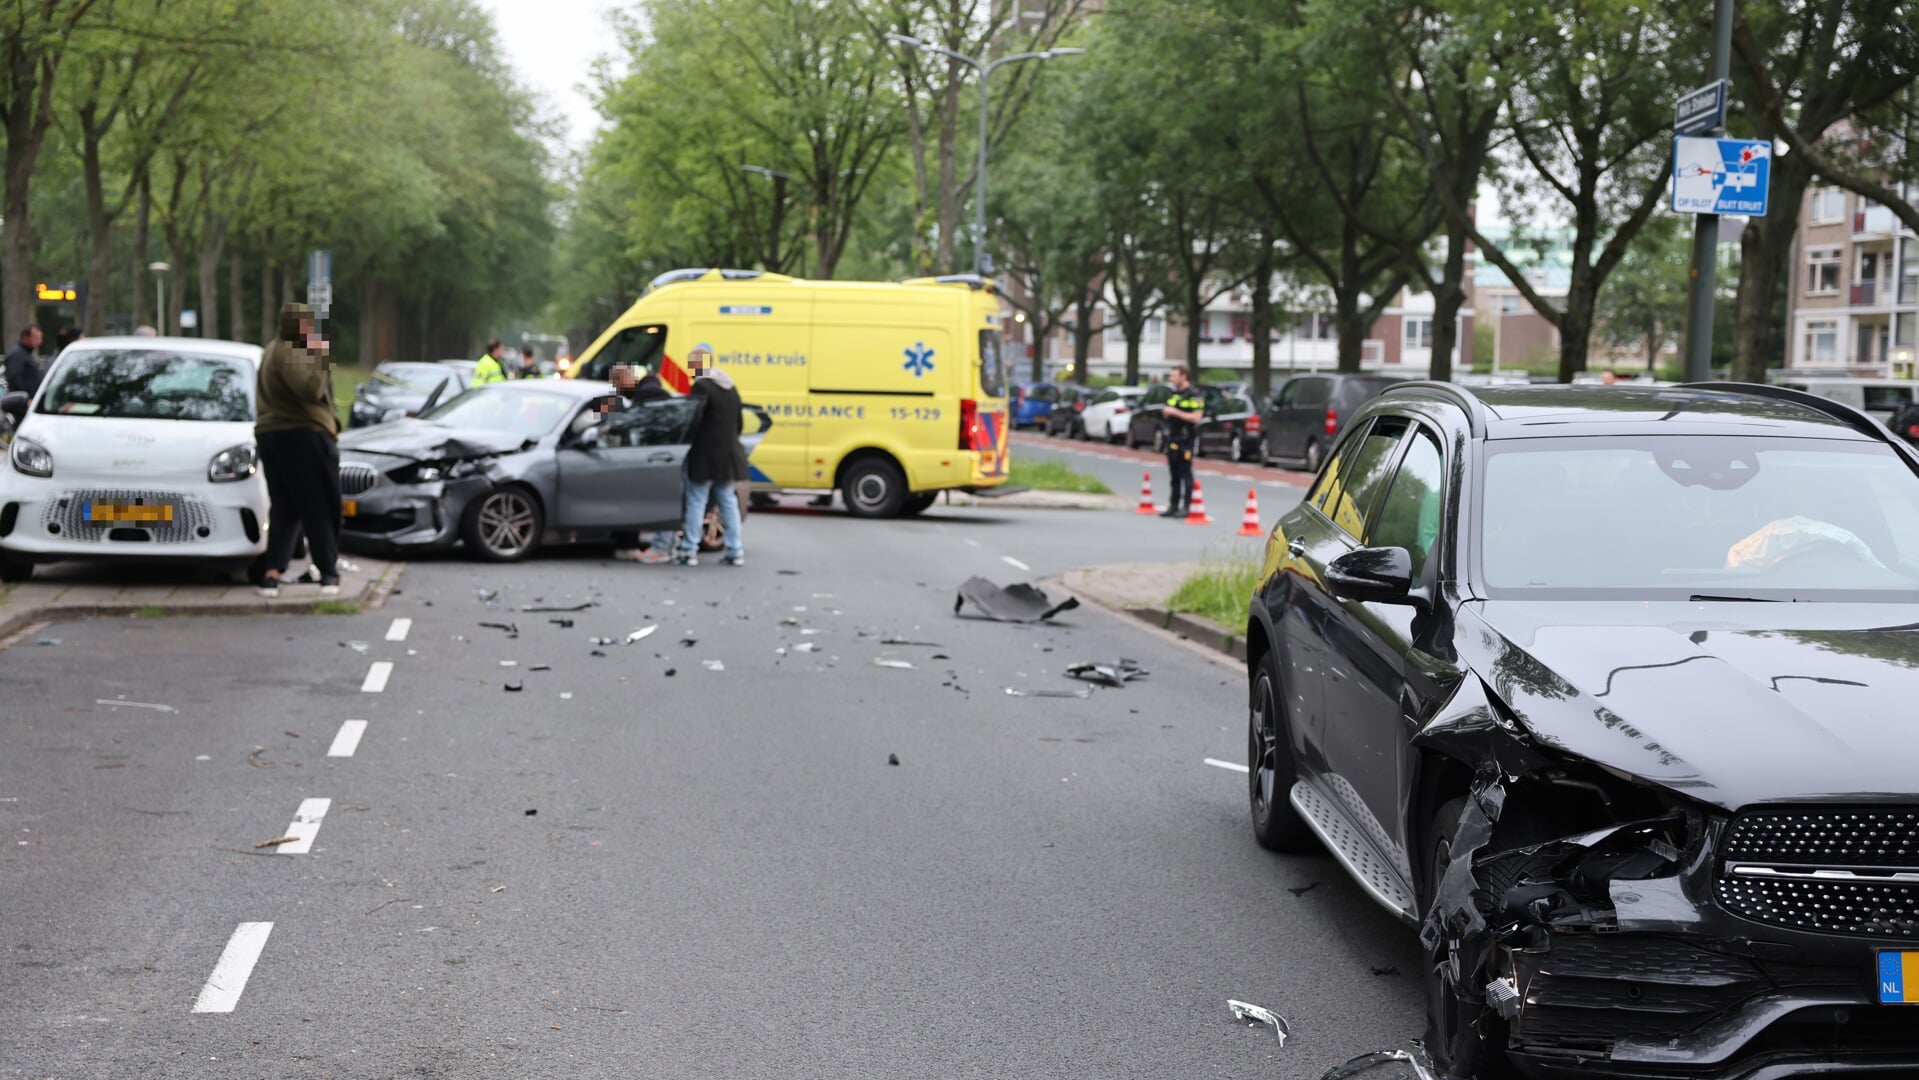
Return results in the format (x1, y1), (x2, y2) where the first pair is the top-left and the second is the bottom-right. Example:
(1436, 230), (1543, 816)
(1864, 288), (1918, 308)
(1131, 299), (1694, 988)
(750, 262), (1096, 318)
(1007, 458), (1112, 494)
(1168, 554), (1261, 629)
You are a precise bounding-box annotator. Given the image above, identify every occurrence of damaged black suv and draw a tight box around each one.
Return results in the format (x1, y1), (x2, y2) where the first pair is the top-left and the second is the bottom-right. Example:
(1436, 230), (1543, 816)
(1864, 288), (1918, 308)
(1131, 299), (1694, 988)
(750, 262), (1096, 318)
(1246, 382), (1919, 1079)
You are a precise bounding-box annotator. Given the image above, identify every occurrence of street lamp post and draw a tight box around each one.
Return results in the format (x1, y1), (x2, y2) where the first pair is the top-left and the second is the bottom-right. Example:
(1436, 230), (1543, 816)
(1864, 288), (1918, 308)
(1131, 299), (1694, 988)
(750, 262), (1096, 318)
(884, 34), (1084, 276)
(148, 261), (171, 333)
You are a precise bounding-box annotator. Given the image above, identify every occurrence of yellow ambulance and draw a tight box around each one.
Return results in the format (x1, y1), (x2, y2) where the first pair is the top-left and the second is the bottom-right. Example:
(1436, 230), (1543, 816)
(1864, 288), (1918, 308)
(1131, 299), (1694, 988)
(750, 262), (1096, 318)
(569, 269), (1013, 516)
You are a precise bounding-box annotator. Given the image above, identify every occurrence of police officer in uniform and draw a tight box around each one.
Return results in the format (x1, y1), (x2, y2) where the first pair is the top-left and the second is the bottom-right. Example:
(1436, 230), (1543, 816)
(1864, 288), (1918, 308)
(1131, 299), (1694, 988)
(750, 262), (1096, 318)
(1159, 366), (1206, 518)
(472, 339), (509, 385)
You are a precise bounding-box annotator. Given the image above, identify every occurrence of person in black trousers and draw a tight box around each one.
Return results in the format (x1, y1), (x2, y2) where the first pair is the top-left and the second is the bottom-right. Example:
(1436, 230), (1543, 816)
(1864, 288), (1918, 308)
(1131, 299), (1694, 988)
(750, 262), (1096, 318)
(253, 302), (342, 597)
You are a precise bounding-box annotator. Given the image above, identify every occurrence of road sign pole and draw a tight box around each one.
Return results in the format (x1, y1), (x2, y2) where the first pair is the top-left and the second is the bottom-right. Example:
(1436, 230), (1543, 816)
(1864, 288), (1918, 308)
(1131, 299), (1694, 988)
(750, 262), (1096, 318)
(1683, 0), (1736, 383)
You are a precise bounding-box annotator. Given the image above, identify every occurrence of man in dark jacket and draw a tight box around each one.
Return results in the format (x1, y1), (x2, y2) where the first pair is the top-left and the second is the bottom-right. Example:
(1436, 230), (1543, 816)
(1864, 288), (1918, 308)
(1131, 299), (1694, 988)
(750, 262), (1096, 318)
(4, 325), (44, 397)
(675, 348), (748, 566)
(253, 302), (342, 596)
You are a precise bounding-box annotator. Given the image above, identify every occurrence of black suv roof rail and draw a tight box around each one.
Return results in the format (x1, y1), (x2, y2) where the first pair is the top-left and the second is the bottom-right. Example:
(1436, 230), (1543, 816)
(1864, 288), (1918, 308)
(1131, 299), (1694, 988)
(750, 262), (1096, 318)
(1684, 381), (1890, 442)
(1377, 380), (1487, 436)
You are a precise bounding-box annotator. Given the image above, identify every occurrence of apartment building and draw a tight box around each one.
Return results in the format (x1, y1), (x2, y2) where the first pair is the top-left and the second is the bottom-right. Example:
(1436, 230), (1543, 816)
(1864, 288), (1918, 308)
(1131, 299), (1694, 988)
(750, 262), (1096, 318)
(1785, 182), (1919, 377)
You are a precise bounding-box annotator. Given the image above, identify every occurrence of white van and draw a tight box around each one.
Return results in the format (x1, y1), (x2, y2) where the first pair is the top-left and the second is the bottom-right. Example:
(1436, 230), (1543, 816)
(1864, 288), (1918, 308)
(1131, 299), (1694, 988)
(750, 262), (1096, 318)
(1770, 376), (1919, 423)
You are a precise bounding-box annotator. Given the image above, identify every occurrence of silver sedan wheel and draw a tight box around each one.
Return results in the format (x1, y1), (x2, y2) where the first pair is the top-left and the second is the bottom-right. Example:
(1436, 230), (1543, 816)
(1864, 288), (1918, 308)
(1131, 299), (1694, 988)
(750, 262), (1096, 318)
(473, 489), (539, 559)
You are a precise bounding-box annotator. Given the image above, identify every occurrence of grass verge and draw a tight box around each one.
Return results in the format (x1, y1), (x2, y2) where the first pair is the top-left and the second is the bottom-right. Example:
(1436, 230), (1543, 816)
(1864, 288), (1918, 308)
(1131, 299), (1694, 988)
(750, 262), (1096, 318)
(1167, 555), (1260, 629)
(1007, 458), (1111, 494)
(311, 600), (361, 615)
(132, 605), (165, 618)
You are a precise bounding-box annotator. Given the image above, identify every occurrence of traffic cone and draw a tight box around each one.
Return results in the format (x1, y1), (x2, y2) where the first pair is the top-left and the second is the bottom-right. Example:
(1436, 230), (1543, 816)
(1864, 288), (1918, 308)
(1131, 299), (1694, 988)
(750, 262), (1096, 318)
(1185, 477), (1213, 525)
(1237, 488), (1263, 537)
(1135, 470), (1156, 515)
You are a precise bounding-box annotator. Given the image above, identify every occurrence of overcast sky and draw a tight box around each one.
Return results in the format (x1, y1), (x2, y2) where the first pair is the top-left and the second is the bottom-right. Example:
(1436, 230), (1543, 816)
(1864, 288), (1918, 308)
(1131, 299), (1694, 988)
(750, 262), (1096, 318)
(477, 0), (618, 151)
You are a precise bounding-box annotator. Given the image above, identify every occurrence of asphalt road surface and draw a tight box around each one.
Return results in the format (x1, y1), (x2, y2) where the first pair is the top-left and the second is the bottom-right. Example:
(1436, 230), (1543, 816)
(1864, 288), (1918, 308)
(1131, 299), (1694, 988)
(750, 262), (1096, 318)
(1, 497), (1423, 1079)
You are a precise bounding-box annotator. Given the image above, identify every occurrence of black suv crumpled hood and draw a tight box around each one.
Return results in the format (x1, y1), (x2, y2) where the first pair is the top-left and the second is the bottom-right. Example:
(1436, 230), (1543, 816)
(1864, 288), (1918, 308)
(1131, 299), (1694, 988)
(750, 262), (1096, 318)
(338, 418), (531, 461)
(1459, 600), (1919, 810)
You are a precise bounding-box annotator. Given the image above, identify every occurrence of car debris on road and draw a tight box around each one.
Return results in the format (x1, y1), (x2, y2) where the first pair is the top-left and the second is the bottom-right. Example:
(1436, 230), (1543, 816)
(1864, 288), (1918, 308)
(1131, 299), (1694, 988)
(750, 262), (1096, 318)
(954, 577), (1080, 623)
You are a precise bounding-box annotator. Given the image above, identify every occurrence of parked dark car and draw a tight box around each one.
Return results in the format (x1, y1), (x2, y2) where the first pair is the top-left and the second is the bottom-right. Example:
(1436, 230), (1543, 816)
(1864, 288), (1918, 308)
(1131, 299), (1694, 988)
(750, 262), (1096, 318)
(1893, 401), (1919, 447)
(349, 361), (471, 429)
(1043, 386), (1091, 438)
(1247, 380), (1919, 1078)
(1011, 382), (1059, 429)
(1258, 373), (1403, 472)
(1124, 383), (1257, 458)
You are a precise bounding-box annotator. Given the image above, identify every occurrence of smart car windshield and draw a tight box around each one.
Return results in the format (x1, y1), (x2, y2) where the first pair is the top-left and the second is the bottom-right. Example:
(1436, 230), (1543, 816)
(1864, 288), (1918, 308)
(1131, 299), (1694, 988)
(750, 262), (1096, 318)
(35, 349), (253, 421)
(1480, 436), (1919, 599)
(420, 387), (574, 437)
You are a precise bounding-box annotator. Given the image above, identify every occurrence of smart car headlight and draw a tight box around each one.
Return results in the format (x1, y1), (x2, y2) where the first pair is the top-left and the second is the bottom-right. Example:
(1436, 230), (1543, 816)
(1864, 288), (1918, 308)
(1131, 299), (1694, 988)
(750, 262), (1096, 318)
(208, 443), (257, 482)
(10, 437), (52, 478)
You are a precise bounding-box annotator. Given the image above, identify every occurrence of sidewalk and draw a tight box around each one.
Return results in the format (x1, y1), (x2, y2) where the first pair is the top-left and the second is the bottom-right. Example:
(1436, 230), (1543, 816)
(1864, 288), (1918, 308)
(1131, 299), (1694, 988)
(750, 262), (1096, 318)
(1058, 561), (1248, 661)
(0, 556), (404, 644)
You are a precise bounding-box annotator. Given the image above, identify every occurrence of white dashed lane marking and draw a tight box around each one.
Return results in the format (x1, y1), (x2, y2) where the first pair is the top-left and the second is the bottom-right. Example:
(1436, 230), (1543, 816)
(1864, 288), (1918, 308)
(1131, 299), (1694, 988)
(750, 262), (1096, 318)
(274, 798), (331, 855)
(360, 661), (392, 693)
(192, 922), (273, 1014)
(1002, 556), (1031, 572)
(327, 720), (367, 758)
(1204, 758), (1250, 774)
(385, 617), (412, 642)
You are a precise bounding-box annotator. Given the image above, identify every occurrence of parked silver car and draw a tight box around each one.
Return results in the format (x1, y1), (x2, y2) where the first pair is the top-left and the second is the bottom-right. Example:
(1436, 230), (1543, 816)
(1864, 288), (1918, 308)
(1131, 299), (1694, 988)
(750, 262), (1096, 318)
(337, 380), (768, 561)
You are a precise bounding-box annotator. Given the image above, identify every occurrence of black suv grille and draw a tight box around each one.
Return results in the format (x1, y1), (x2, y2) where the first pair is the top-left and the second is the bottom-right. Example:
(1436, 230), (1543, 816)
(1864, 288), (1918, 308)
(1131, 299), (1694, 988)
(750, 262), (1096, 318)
(1717, 808), (1919, 938)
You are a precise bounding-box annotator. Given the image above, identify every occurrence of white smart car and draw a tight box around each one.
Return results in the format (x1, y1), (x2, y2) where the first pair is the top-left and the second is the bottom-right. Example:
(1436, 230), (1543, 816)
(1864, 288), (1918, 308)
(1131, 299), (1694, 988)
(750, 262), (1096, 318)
(0, 336), (268, 581)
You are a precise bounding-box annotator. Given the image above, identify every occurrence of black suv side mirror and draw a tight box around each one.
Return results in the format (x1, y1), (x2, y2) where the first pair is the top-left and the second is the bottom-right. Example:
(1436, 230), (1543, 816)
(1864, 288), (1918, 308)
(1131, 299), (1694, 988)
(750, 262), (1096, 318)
(1325, 546), (1416, 604)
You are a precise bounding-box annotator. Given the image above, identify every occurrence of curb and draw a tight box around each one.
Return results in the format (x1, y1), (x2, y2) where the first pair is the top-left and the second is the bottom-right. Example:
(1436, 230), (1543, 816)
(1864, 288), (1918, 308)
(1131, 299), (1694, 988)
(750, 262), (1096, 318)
(1114, 605), (1248, 662)
(0, 561), (406, 647)
(1054, 568), (1247, 662)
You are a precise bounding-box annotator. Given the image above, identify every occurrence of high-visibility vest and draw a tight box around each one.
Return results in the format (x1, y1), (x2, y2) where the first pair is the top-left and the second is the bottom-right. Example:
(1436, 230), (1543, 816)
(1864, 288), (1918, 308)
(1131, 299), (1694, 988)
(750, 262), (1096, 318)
(473, 354), (507, 385)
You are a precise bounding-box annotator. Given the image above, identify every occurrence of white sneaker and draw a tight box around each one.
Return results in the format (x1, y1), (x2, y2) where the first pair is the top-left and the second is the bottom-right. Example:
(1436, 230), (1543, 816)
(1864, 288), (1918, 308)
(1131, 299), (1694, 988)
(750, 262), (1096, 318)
(256, 584), (281, 598)
(320, 583), (341, 597)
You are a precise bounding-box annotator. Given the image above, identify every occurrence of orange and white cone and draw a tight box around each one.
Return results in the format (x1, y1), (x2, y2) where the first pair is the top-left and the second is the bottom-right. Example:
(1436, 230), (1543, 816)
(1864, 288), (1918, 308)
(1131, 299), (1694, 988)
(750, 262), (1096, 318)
(1237, 488), (1263, 537)
(1185, 477), (1213, 525)
(1135, 470), (1156, 515)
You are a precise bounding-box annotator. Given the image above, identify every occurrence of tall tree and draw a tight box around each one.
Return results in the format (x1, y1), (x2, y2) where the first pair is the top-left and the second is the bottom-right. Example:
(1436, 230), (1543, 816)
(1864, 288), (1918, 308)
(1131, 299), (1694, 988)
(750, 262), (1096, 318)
(2, 0), (106, 337)
(1461, 0), (1678, 381)
(1594, 216), (1691, 371)
(870, 0), (1087, 274)
(1719, 0), (1918, 378)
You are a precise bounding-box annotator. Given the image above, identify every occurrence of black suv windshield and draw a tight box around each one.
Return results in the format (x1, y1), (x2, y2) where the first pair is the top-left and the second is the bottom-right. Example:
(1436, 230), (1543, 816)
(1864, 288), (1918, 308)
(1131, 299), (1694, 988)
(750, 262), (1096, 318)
(1480, 436), (1919, 599)
(36, 348), (253, 421)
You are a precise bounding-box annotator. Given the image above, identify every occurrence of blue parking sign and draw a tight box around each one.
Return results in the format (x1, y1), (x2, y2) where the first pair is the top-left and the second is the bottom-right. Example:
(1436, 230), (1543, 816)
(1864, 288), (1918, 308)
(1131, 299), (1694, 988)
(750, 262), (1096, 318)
(1672, 137), (1771, 216)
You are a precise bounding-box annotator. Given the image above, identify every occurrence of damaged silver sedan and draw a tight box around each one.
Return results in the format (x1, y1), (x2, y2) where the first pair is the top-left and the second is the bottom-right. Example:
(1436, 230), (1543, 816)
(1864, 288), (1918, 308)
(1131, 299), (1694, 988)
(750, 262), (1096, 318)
(337, 380), (767, 561)
(1247, 382), (1919, 1078)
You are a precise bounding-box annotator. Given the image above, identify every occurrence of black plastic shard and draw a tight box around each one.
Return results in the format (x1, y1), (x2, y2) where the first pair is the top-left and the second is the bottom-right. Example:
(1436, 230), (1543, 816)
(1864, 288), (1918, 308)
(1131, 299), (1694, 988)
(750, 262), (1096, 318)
(1065, 658), (1148, 687)
(523, 602), (595, 612)
(954, 577), (1080, 623)
(503, 681), (523, 692)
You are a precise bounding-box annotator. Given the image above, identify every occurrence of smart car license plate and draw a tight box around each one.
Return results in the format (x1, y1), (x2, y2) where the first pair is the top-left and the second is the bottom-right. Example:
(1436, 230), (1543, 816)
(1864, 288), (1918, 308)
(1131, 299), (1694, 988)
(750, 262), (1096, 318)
(342, 500), (358, 517)
(84, 501), (172, 524)
(1877, 952), (1919, 1003)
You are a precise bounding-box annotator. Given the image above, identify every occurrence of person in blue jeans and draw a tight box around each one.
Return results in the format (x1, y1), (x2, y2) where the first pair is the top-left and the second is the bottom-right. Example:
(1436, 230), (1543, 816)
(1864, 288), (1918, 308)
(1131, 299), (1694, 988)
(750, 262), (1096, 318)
(676, 348), (748, 566)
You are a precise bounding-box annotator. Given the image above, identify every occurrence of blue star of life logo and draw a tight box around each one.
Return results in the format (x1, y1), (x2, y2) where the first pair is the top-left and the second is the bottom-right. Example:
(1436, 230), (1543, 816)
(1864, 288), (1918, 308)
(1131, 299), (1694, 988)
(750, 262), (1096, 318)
(903, 341), (936, 377)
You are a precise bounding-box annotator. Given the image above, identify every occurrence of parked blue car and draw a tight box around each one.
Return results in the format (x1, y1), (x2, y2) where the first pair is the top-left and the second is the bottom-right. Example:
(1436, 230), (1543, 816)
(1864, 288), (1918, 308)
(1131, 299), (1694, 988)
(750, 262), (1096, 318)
(1011, 382), (1060, 429)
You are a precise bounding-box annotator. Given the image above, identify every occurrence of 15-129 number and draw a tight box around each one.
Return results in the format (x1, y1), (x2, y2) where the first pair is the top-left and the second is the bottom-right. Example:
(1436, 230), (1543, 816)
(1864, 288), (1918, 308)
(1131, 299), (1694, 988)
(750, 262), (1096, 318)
(888, 407), (942, 422)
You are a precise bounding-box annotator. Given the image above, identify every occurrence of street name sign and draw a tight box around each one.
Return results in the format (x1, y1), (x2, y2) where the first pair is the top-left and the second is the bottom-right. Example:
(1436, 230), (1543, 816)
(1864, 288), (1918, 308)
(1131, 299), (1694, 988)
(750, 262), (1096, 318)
(1675, 79), (1728, 137)
(1671, 137), (1771, 216)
